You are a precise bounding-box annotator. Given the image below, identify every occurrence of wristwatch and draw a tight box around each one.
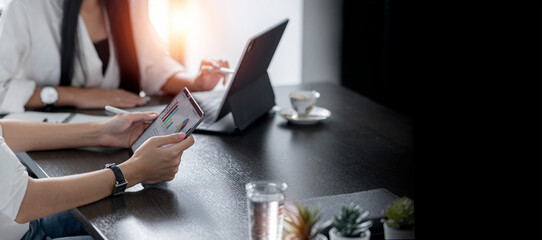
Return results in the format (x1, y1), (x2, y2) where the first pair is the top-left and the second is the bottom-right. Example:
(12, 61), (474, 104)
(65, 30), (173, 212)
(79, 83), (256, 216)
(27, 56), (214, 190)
(40, 86), (58, 107)
(105, 163), (128, 196)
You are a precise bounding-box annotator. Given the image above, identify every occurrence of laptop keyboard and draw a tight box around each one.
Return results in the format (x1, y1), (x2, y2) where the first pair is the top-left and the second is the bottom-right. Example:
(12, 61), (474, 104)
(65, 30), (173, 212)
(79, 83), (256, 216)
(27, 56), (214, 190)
(192, 90), (226, 128)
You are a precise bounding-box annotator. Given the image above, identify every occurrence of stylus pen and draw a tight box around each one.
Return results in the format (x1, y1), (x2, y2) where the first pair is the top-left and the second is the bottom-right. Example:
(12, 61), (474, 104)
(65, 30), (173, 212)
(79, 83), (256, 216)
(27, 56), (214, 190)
(203, 66), (235, 74)
(105, 105), (130, 114)
(105, 105), (153, 123)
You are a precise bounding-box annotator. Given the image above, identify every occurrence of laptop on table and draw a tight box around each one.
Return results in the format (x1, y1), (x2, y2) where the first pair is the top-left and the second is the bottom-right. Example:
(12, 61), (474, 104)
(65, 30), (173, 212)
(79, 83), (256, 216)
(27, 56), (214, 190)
(192, 19), (289, 134)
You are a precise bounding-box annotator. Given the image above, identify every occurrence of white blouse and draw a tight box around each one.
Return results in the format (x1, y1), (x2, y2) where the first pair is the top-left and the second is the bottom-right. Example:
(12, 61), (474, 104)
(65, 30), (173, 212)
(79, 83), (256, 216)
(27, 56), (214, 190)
(0, 0), (184, 113)
(0, 123), (30, 239)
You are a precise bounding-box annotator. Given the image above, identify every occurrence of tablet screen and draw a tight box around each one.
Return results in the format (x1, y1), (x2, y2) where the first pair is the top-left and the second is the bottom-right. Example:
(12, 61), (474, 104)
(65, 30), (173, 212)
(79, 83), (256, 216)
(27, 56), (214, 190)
(131, 88), (204, 153)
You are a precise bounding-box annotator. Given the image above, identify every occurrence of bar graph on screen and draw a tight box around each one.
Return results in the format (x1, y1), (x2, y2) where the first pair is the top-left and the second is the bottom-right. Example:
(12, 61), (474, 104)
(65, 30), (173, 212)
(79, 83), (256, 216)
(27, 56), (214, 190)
(130, 87), (204, 153)
(174, 118), (189, 133)
(162, 100), (179, 129)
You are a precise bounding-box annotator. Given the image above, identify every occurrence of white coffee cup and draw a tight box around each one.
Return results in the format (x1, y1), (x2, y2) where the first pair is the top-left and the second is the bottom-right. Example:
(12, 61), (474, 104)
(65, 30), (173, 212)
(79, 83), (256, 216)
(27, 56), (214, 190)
(289, 90), (320, 115)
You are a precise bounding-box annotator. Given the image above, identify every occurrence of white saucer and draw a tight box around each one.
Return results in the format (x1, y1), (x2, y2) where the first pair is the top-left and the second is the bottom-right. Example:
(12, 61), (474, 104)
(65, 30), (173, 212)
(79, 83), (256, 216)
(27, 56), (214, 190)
(278, 106), (331, 125)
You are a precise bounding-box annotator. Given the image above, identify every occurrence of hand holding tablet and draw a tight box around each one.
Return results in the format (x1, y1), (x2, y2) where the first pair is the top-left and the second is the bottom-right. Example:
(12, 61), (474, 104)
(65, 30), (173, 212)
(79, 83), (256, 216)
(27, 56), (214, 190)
(105, 88), (204, 154)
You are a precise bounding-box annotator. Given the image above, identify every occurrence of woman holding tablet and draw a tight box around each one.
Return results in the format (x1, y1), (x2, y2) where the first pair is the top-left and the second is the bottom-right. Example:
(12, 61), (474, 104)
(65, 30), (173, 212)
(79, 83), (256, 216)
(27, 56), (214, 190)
(0, 112), (194, 239)
(0, 0), (229, 114)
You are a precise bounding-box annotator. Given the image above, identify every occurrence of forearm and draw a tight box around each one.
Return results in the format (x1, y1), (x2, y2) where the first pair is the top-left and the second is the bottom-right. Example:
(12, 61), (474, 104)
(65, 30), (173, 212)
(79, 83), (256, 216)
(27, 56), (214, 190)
(25, 86), (80, 108)
(15, 162), (142, 223)
(0, 120), (104, 152)
(14, 132), (193, 223)
(161, 72), (194, 94)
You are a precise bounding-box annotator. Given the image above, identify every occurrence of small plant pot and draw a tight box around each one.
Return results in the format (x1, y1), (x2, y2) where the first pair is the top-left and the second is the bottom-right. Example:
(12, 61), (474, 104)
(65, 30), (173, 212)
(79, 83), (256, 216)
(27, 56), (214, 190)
(383, 222), (414, 239)
(313, 233), (328, 240)
(328, 227), (371, 240)
(283, 233), (328, 240)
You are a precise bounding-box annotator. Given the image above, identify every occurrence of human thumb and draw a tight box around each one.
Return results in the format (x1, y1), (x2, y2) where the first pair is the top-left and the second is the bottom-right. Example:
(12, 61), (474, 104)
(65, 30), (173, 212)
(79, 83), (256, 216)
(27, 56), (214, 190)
(125, 112), (159, 122)
(149, 132), (186, 148)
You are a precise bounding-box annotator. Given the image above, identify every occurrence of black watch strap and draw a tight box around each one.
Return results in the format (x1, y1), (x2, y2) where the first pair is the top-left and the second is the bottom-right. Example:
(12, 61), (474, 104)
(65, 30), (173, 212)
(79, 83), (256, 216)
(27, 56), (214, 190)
(105, 163), (128, 196)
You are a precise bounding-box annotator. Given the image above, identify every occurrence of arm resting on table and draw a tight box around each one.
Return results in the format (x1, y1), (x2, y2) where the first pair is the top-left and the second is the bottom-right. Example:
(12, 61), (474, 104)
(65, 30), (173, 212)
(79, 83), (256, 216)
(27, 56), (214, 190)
(0, 120), (106, 152)
(0, 111), (159, 152)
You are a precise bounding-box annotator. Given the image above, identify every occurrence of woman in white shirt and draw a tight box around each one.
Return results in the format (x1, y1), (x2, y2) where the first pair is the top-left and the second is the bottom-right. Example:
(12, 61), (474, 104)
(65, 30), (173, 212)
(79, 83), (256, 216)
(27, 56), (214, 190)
(0, 112), (194, 239)
(0, 0), (228, 114)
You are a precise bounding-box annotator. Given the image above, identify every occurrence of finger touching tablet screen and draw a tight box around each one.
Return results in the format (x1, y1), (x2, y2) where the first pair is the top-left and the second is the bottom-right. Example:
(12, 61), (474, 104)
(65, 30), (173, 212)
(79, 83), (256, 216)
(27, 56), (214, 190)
(130, 87), (204, 154)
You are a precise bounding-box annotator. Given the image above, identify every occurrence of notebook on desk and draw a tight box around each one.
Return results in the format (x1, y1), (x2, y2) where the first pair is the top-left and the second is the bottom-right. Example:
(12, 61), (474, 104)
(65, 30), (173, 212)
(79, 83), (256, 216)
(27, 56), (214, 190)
(191, 19), (289, 134)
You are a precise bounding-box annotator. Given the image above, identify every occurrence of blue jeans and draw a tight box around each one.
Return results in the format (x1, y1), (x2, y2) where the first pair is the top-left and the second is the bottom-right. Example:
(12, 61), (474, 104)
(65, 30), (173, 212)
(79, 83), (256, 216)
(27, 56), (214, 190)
(20, 211), (93, 240)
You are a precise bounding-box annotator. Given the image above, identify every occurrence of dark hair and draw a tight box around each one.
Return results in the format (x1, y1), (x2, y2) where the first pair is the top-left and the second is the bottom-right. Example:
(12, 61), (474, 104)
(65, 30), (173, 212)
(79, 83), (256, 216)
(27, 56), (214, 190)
(60, 0), (141, 93)
(59, 0), (82, 87)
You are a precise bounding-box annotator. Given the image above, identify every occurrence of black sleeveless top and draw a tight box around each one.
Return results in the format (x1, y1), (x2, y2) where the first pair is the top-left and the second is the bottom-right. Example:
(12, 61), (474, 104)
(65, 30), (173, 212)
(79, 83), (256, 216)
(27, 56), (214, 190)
(93, 38), (109, 76)
(62, 0), (140, 93)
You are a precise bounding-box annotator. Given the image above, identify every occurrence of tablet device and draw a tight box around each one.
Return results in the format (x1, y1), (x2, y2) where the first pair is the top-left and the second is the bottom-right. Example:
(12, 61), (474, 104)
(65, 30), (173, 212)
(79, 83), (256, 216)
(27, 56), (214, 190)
(130, 87), (204, 154)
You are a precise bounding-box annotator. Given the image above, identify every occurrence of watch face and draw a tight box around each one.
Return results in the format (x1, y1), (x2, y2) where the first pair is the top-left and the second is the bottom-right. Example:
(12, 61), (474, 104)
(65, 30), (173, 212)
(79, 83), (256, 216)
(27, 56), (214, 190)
(40, 87), (58, 104)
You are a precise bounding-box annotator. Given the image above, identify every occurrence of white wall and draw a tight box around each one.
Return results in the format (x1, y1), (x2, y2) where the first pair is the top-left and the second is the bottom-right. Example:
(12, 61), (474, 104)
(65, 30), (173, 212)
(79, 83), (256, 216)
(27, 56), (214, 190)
(150, 0), (303, 88)
(302, 0), (342, 84)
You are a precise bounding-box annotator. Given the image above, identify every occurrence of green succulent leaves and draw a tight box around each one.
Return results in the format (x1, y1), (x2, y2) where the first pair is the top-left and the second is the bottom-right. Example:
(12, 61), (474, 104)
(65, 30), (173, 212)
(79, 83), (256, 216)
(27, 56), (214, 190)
(383, 196), (414, 230)
(331, 203), (373, 237)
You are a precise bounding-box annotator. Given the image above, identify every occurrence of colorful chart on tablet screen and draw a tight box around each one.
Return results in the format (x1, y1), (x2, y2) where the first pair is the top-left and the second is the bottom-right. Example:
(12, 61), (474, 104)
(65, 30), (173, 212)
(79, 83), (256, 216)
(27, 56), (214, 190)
(175, 118), (189, 133)
(132, 92), (201, 151)
(162, 101), (179, 129)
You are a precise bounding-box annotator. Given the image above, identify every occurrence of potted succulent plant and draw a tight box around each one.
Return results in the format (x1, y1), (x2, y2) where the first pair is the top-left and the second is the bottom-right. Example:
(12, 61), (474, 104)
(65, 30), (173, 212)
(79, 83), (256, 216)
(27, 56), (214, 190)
(283, 201), (328, 240)
(328, 203), (373, 240)
(381, 196), (414, 239)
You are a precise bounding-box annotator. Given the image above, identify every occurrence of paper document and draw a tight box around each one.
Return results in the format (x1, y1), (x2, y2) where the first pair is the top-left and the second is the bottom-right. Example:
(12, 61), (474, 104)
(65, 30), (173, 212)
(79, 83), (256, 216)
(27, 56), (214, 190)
(67, 113), (111, 123)
(2, 111), (71, 123)
(125, 105), (167, 113)
(103, 105), (166, 117)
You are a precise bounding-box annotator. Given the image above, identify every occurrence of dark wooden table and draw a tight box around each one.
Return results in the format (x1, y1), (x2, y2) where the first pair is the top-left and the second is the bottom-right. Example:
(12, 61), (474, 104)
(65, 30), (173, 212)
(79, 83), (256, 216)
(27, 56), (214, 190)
(17, 82), (413, 239)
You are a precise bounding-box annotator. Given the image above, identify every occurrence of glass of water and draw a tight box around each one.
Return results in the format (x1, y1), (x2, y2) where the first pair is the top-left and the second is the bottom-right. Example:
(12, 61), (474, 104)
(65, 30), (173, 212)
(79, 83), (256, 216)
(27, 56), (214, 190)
(246, 181), (288, 240)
